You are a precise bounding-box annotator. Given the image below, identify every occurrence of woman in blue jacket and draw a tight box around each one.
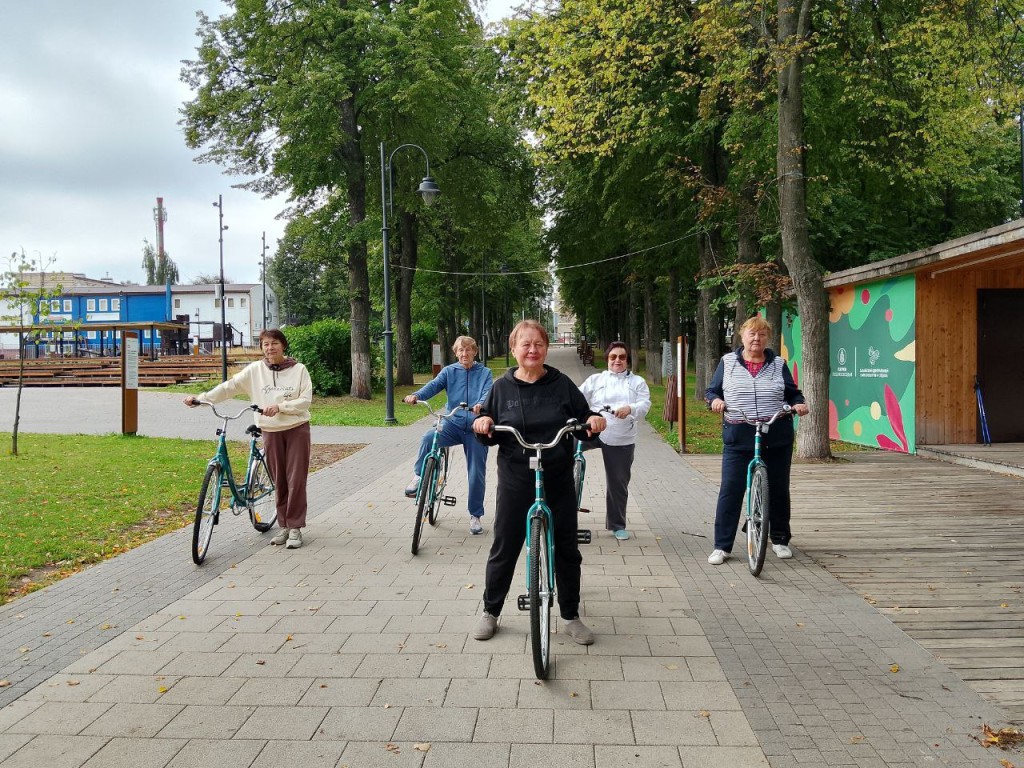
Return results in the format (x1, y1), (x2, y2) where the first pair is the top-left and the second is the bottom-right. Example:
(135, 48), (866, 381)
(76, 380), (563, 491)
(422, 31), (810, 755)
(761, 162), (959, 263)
(404, 336), (493, 534)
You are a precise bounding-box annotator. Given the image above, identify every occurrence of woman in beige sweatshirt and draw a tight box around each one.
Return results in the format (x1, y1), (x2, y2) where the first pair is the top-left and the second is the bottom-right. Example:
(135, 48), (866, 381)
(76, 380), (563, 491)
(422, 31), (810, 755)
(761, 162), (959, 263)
(185, 329), (313, 549)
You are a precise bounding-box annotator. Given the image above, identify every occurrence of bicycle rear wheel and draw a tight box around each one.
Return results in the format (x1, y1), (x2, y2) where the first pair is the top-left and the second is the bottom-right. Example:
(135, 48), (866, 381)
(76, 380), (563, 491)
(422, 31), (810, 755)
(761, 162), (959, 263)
(428, 448), (449, 526)
(246, 455), (277, 532)
(529, 515), (552, 679)
(192, 464), (223, 565)
(746, 464), (771, 576)
(412, 455), (436, 555)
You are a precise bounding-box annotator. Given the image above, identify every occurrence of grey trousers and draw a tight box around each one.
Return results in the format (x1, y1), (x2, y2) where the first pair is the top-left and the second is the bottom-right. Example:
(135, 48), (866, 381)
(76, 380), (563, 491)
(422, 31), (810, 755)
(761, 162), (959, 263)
(586, 440), (635, 531)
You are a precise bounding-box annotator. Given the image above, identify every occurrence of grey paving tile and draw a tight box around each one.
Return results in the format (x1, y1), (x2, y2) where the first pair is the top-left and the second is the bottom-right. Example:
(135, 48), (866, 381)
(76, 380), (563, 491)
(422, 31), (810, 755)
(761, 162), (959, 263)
(6, 701), (113, 735)
(81, 736), (185, 767)
(443, 678), (519, 708)
(233, 704), (328, 740)
(392, 706), (477, 742)
(371, 678), (449, 708)
(0, 734), (107, 768)
(591, 680), (664, 710)
(0, 734), (33, 763)
(509, 743), (594, 768)
(249, 739), (346, 768)
(632, 710), (717, 745)
(81, 702), (184, 738)
(594, 745), (681, 768)
(157, 705), (256, 740)
(158, 677), (247, 706)
(164, 738), (264, 768)
(475, 707), (553, 743)
(315, 706), (402, 741)
(338, 740), (427, 767)
(226, 677), (314, 706)
(298, 678), (381, 707)
(553, 709), (634, 745)
(420, 742), (509, 768)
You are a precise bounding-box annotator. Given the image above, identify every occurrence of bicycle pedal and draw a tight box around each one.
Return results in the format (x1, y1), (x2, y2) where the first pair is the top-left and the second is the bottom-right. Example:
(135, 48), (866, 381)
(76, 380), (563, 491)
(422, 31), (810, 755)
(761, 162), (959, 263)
(441, 496), (457, 507)
(577, 529), (592, 544)
(517, 594), (529, 611)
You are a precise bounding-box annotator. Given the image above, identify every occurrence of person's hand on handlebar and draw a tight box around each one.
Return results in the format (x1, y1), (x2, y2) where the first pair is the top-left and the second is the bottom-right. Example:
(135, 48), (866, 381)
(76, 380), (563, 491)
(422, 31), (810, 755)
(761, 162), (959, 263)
(709, 398), (726, 414)
(403, 395), (418, 405)
(792, 403), (809, 416)
(586, 415), (606, 435)
(472, 416), (493, 434)
(184, 396), (202, 408)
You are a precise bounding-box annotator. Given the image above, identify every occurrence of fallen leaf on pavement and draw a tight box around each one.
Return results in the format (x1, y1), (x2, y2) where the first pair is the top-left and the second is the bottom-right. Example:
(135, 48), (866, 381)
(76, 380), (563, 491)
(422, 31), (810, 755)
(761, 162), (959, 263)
(889, 664), (900, 673)
(413, 743), (430, 752)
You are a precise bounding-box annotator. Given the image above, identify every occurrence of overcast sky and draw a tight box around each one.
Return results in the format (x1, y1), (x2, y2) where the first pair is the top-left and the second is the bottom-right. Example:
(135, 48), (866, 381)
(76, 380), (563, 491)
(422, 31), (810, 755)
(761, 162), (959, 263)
(0, 0), (518, 287)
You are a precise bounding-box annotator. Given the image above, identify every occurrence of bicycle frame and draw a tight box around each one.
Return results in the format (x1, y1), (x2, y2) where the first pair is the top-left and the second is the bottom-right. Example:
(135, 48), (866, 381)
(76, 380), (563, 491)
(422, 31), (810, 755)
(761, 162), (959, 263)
(525, 462), (556, 600)
(412, 400), (468, 507)
(204, 404), (264, 513)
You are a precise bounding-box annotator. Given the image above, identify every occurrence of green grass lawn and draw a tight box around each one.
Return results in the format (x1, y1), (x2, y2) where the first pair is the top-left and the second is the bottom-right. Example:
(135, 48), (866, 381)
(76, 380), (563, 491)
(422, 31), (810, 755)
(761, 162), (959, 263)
(0, 432), (249, 604)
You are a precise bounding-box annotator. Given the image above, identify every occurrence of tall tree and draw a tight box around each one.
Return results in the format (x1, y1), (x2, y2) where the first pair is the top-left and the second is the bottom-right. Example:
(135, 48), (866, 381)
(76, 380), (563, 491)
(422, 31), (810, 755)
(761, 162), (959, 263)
(140, 239), (180, 285)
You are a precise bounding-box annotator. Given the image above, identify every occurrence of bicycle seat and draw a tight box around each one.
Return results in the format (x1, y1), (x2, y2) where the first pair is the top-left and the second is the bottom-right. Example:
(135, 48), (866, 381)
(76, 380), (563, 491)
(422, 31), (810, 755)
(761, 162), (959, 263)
(245, 425), (262, 437)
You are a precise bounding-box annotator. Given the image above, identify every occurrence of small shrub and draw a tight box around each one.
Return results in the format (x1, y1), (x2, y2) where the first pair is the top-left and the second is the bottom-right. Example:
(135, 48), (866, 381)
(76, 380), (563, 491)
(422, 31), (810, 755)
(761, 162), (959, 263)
(410, 322), (437, 373)
(283, 320), (351, 396)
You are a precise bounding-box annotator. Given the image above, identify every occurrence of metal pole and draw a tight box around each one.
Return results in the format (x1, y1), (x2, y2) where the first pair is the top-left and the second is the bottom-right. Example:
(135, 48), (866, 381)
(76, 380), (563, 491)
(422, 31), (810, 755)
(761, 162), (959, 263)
(1020, 105), (1023, 217)
(261, 231), (268, 330)
(215, 195), (227, 381)
(380, 142), (397, 425)
(481, 253), (486, 363)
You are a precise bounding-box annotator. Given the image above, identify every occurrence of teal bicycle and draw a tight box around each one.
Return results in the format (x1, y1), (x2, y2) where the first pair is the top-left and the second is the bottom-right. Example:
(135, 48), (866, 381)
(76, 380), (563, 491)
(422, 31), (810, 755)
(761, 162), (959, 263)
(572, 405), (614, 515)
(191, 403), (277, 564)
(729, 404), (791, 576)
(491, 419), (592, 679)
(408, 400), (469, 555)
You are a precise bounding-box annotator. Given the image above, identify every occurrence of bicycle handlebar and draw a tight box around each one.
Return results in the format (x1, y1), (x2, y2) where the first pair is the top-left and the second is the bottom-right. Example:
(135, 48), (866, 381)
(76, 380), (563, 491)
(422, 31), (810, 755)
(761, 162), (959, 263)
(491, 420), (588, 452)
(413, 400), (471, 420)
(726, 405), (792, 426)
(195, 402), (264, 419)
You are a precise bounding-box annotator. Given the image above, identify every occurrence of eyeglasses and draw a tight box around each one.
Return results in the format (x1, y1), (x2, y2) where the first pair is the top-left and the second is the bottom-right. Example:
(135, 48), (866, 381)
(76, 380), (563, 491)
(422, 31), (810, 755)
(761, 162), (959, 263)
(608, 353), (627, 361)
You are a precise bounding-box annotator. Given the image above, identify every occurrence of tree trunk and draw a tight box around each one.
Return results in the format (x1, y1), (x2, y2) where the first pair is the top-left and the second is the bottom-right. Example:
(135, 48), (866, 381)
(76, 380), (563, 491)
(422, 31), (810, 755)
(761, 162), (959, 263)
(395, 210), (417, 386)
(733, 180), (760, 347)
(695, 233), (720, 398)
(627, 280), (641, 366)
(777, 0), (831, 459)
(342, 100), (372, 399)
(643, 279), (662, 384)
(12, 332), (25, 456)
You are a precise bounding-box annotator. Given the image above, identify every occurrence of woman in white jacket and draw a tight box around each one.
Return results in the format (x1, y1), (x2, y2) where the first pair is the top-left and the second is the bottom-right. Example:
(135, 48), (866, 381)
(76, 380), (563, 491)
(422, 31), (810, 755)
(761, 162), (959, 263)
(185, 329), (313, 549)
(578, 341), (651, 540)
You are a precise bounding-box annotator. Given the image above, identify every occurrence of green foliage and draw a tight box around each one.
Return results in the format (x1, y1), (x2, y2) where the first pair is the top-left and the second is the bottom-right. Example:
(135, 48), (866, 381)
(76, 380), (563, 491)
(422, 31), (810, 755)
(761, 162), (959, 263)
(140, 239), (180, 285)
(283, 320), (352, 396)
(410, 322), (436, 374)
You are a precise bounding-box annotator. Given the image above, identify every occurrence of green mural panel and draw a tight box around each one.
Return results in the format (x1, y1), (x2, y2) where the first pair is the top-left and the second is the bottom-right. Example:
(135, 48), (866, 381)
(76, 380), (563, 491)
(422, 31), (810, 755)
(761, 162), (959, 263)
(780, 274), (917, 453)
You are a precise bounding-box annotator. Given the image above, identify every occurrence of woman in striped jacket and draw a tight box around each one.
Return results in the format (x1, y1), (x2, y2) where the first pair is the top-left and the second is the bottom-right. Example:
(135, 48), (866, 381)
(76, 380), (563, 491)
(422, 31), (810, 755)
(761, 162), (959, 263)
(704, 316), (809, 565)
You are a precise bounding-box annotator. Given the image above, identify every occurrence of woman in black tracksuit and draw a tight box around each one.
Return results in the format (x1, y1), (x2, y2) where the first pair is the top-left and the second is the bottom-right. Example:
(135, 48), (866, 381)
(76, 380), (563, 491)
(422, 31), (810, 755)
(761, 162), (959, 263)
(471, 320), (606, 645)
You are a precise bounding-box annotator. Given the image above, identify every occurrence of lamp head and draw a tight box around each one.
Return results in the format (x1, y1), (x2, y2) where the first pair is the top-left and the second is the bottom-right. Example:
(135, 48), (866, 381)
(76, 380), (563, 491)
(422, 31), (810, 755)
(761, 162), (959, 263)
(418, 176), (440, 207)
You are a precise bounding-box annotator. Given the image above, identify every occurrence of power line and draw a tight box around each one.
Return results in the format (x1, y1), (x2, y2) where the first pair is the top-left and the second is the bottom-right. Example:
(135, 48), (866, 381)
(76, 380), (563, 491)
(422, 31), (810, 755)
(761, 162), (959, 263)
(393, 233), (697, 277)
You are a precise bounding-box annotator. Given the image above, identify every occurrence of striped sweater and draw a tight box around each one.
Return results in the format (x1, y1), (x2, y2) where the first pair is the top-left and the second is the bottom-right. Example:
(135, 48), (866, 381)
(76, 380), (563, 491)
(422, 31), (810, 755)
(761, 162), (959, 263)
(704, 348), (805, 448)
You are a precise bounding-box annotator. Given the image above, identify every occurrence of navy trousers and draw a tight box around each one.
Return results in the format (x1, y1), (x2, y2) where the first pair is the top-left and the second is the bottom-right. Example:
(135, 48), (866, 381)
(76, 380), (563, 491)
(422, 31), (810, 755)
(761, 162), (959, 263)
(413, 422), (488, 518)
(713, 442), (793, 551)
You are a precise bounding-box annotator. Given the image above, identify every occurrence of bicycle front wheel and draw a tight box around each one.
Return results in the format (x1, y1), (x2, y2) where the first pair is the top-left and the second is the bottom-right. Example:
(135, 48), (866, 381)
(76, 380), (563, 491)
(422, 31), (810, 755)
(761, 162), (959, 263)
(412, 455), (436, 555)
(746, 464), (771, 576)
(573, 455), (585, 512)
(192, 464), (223, 565)
(427, 448), (449, 527)
(246, 455), (277, 532)
(529, 515), (552, 679)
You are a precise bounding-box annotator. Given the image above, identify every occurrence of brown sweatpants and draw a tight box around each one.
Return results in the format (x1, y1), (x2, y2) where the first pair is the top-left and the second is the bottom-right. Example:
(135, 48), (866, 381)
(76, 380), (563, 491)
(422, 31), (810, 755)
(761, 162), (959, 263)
(263, 421), (311, 529)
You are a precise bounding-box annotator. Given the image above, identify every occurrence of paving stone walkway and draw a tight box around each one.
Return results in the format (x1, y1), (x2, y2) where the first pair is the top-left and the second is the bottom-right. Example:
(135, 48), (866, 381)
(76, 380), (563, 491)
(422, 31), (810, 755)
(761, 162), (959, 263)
(0, 350), (1014, 767)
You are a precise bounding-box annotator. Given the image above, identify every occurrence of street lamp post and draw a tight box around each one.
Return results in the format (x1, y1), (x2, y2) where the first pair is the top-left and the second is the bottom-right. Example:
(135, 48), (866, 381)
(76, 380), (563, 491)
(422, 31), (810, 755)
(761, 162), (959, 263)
(260, 231), (269, 330)
(212, 195), (229, 381)
(380, 141), (440, 425)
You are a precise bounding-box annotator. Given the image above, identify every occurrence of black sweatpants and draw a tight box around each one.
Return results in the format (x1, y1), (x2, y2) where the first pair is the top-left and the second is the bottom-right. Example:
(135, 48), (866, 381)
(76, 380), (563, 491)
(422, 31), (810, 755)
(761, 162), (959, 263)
(483, 461), (583, 621)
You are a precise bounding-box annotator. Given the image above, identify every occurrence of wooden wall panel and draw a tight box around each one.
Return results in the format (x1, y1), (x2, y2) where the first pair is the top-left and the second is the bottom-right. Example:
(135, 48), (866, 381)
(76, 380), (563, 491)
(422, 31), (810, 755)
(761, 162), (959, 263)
(917, 266), (1024, 445)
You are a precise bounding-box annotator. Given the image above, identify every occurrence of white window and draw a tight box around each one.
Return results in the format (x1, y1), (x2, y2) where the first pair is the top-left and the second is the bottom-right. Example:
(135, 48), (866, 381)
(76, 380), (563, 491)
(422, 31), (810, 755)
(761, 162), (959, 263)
(111, 298), (121, 311)
(50, 299), (60, 311)
(87, 331), (97, 340)
(240, 298), (247, 307)
(63, 299), (72, 312)
(174, 298), (180, 308)
(228, 298), (235, 308)
(87, 299), (96, 311)
(214, 299), (221, 308)
(99, 299), (108, 311)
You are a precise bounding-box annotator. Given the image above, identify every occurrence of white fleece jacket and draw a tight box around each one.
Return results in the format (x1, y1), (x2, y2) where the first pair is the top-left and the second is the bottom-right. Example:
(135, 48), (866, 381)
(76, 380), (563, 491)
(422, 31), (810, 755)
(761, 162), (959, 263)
(578, 369), (651, 446)
(198, 359), (312, 432)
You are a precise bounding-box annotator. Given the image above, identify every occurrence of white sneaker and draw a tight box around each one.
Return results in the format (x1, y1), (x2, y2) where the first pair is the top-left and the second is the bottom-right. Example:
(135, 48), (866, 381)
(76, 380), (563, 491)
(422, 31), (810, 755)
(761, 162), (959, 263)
(270, 528), (289, 546)
(707, 549), (729, 565)
(286, 529), (303, 549)
(773, 544), (793, 559)
(469, 516), (483, 535)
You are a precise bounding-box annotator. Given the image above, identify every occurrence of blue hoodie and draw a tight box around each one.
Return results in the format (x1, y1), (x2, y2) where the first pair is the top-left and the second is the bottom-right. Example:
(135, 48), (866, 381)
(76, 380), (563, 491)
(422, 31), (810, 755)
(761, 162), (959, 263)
(413, 361), (493, 430)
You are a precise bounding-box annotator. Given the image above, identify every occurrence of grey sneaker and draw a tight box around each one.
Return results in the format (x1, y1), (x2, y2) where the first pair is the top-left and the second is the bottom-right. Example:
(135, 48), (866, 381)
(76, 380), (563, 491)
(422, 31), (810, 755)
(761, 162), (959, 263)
(473, 612), (498, 641)
(270, 527), (289, 546)
(469, 516), (483, 535)
(773, 543), (793, 559)
(286, 529), (303, 549)
(564, 617), (595, 645)
(404, 476), (420, 498)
